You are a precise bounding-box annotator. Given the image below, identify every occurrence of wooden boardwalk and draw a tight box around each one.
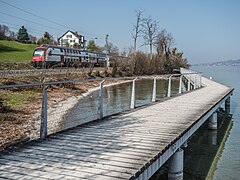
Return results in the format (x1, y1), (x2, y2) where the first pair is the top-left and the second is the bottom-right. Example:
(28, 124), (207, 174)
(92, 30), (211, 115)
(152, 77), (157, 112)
(0, 77), (233, 180)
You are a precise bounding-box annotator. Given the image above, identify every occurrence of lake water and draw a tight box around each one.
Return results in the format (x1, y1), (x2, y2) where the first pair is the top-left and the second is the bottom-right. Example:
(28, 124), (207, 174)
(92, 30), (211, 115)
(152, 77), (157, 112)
(192, 66), (240, 180)
(64, 78), (180, 128)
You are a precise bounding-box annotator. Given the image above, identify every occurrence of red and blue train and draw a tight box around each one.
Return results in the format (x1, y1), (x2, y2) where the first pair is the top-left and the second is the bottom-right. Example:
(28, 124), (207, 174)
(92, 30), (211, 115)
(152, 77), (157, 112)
(31, 44), (108, 68)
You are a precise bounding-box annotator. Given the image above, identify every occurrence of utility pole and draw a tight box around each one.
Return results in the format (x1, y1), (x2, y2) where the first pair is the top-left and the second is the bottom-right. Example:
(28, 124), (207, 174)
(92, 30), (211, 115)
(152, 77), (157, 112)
(105, 34), (110, 69)
(105, 34), (109, 54)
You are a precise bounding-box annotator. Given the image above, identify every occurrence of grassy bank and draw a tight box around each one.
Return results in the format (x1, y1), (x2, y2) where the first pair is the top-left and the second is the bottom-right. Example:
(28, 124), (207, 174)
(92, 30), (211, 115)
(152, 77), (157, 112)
(0, 40), (36, 62)
(0, 40), (36, 69)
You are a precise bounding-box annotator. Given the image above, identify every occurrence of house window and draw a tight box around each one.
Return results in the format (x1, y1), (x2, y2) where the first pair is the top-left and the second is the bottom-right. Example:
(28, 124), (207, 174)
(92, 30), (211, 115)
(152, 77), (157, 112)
(66, 35), (72, 38)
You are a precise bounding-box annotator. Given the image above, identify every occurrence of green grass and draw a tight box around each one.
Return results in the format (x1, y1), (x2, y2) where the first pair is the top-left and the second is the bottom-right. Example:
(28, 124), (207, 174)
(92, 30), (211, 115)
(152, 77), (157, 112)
(0, 90), (37, 111)
(0, 40), (36, 62)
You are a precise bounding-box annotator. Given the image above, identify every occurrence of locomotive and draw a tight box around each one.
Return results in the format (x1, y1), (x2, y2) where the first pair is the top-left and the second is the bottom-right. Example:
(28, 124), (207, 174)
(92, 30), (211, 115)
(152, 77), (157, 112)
(31, 44), (108, 68)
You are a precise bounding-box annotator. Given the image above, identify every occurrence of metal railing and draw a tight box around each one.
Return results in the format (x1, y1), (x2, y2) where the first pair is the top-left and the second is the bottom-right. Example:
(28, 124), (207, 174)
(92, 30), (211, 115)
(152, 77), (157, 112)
(0, 70), (202, 144)
(180, 67), (202, 90)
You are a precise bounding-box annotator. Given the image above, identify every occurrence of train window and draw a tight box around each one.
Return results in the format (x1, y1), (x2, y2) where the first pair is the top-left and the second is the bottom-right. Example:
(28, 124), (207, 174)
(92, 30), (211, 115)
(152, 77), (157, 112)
(60, 49), (63, 52)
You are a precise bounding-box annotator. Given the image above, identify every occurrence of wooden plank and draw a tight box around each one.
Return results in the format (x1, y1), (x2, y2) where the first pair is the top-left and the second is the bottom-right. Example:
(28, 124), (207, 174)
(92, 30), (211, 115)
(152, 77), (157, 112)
(0, 153), (136, 179)
(0, 159), (128, 180)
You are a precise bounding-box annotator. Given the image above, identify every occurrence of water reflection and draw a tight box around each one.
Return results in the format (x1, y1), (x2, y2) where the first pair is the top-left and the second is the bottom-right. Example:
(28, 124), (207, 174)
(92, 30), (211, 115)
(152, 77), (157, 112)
(62, 78), (180, 129)
(150, 109), (233, 180)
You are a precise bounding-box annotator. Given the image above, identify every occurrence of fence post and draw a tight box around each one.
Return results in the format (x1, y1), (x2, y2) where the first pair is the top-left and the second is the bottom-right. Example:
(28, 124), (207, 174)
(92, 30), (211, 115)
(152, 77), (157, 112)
(178, 75), (182, 94)
(130, 78), (137, 109)
(194, 74), (197, 89)
(98, 80), (105, 119)
(152, 77), (157, 102)
(167, 75), (172, 97)
(187, 75), (191, 91)
(40, 86), (48, 140)
(199, 73), (202, 87)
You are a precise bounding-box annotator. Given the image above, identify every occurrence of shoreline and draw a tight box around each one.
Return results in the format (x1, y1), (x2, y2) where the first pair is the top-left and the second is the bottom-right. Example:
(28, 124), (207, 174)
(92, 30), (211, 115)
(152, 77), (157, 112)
(32, 79), (133, 138)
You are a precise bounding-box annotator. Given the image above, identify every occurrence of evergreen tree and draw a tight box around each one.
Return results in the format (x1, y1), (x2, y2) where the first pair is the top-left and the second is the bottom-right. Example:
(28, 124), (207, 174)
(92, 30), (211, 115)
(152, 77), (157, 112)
(43, 32), (51, 39)
(37, 32), (54, 45)
(17, 26), (29, 42)
(86, 40), (101, 52)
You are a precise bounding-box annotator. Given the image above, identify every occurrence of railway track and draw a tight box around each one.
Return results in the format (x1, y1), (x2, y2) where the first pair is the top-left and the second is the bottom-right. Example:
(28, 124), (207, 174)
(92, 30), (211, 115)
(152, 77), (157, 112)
(0, 68), (105, 77)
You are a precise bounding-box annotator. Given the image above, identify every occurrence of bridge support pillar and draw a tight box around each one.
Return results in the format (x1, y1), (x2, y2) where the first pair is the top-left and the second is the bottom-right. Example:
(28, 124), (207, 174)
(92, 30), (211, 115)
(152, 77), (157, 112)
(168, 148), (184, 180)
(208, 129), (218, 145)
(225, 97), (231, 114)
(208, 111), (218, 130)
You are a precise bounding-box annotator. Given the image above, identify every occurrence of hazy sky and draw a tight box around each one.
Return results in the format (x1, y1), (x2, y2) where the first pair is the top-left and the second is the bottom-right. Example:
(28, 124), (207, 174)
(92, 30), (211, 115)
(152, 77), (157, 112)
(0, 0), (240, 64)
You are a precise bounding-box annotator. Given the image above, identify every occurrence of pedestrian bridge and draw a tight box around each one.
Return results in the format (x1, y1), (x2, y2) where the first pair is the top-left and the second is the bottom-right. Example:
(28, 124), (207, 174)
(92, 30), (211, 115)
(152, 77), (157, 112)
(0, 68), (233, 179)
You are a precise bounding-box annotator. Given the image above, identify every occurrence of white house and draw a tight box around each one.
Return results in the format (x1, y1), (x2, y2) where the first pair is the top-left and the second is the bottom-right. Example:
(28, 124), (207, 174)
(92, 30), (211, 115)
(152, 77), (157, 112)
(58, 30), (85, 48)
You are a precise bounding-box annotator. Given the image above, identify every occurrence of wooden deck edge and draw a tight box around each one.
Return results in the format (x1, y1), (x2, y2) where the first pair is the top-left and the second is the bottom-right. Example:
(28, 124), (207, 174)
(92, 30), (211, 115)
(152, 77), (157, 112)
(130, 87), (234, 180)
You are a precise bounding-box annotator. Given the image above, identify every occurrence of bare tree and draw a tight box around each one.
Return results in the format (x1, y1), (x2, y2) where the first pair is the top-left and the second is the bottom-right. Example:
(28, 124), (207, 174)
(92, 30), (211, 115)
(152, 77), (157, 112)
(106, 42), (119, 57)
(9, 31), (16, 40)
(29, 34), (37, 44)
(142, 17), (159, 59)
(155, 29), (175, 57)
(0, 24), (10, 40)
(132, 10), (143, 52)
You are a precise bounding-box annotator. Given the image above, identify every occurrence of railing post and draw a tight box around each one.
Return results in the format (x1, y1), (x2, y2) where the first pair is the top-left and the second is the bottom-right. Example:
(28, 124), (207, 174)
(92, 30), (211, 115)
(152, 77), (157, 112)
(194, 74), (197, 89)
(199, 73), (202, 87)
(130, 78), (137, 109)
(196, 74), (199, 88)
(178, 75), (182, 94)
(98, 80), (105, 119)
(187, 75), (191, 91)
(167, 75), (172, 97)
(152, 77), (157, 102)
(40, 86), (48, 140)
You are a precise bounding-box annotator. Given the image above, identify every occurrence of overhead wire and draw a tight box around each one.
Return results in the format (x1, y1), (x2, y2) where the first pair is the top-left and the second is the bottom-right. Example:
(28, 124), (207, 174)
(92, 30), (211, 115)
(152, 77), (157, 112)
(0, 0), (123, 48)
(0, 21), (47, 35)
(0, 0), (104, 40)
(0, 11), (63, 32)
